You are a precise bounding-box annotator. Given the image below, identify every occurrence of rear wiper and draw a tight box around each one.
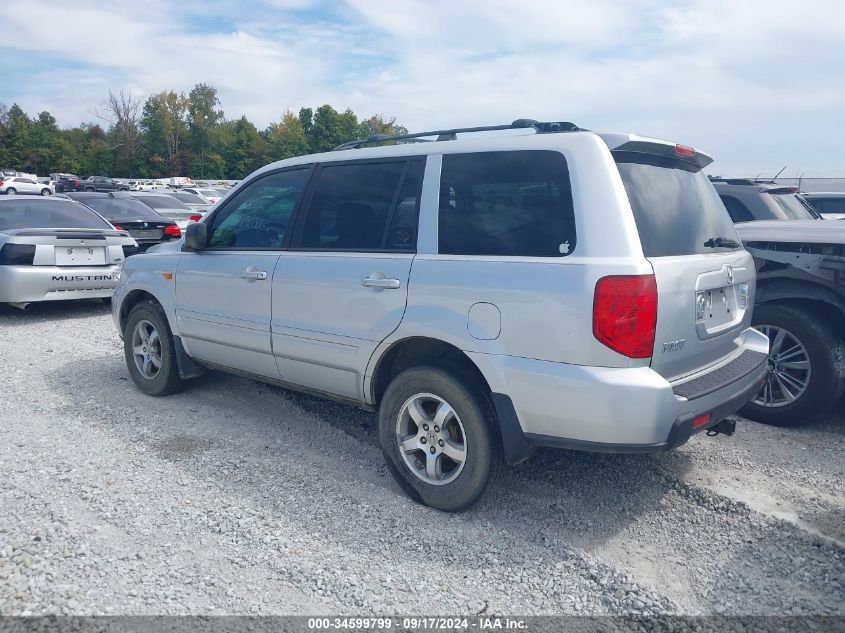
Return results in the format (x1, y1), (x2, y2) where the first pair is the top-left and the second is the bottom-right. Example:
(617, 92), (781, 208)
(703, 236), (740, 248)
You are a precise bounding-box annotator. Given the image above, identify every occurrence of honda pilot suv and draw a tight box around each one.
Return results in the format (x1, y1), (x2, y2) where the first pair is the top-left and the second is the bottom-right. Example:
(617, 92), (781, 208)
(112, 120), (768, 511)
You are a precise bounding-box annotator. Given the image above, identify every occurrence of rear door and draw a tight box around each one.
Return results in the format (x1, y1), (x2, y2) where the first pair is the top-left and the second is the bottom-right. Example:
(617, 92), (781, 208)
(614, 151), (755, 381)
(175, 167), (311, 379)
(271, 158), (423, 400)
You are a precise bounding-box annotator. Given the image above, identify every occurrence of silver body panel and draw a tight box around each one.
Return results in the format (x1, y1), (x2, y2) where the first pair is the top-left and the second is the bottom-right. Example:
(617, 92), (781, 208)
(114, 130), (766, 448)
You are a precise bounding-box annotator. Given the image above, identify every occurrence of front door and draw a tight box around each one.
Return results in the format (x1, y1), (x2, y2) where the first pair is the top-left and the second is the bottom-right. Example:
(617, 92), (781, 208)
(175, 167), (312, 378)
(272, 158), (424, 401)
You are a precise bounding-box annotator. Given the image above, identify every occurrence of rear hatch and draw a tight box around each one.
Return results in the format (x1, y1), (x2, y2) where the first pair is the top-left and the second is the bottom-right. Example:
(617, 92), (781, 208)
(3, 228), (131, 266)
(613, 147), (755, 381)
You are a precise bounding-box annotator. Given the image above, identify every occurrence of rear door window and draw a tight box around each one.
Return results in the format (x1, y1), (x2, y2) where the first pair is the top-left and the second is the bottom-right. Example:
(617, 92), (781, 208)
(438, 150), (575, 257)
(295, 159), (422, 252)
(614, 152), (740, 256)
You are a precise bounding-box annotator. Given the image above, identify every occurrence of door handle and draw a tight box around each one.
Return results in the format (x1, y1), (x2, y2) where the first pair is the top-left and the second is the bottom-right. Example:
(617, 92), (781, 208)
(240, 269), (268, 281)
(362, 275), (401, 289)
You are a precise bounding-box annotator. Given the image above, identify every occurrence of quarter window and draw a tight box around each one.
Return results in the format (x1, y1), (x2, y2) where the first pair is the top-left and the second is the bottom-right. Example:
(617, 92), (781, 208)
(207, 169), (310, 249)
(719, 195), (756, 223)
(297, 160), (422, 251)
(438, 151), (576, 257)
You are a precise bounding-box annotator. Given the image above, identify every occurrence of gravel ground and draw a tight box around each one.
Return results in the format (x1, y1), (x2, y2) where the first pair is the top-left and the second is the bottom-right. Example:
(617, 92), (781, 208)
(0, 300), (843, 617)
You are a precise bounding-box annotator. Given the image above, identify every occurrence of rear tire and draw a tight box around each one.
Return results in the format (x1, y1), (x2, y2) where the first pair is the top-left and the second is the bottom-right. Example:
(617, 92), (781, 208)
(378, 364), (503, 511)
(740, 303), (845, 426)
(6, 188), (16, 196)
(41, 188), (51, 196)
(84, 186), (95, 192)
(123, 299), (185, 396)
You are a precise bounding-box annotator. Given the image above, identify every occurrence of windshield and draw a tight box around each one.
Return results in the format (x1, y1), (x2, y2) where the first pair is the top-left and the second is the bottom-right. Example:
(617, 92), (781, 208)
(82, 197), (162, 220)
(768, 193), (817, 220)
(614, 152), (740, 256)
(134, 195), (190, 210)
(0, 200), (112, 230)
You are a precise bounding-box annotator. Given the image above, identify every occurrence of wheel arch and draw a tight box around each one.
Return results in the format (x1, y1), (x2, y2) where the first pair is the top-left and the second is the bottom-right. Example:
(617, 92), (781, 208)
(755, 279), (845, 338)
(368, 336), (492, 407)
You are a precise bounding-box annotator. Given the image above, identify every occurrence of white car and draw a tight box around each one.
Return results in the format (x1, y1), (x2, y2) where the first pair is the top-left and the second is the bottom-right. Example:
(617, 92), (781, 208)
(1, 176), (53, 197)
(183, 187), (222, 205)
(127, 180), (161, 191)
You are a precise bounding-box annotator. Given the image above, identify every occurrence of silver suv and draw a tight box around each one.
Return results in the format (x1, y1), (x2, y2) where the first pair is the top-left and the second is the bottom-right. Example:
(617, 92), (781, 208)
(112, 120), (769, 511)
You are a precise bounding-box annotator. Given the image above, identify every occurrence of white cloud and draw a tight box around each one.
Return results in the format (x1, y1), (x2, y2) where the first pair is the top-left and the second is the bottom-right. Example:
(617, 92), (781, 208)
(1, 0), (842, 172)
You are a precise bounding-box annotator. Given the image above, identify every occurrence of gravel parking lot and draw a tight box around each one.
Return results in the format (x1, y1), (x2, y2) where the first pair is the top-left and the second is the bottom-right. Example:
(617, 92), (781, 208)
(1, 300), (843, 617)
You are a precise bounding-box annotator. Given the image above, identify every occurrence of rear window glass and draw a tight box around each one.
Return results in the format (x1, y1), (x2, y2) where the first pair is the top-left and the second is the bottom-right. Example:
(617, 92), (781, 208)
(167, 192), (205, 204)
(614, 152), (740, 257)
(438, 150), (575, 257)
(811, 198), (845, 213)
(81, 197), (161, 220)
(0, 200), (112, 230)
(768, 193), (816, 220)
(134, 195), (190, 210)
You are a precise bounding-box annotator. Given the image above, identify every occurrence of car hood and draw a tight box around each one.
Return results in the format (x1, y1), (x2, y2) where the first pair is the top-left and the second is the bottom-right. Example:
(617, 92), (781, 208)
(735, 220), (845, 245)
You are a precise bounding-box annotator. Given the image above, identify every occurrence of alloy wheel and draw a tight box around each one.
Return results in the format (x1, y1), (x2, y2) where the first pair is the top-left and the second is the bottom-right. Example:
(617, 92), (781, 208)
(131, 319), (163, 380)
(395, 393), (468, 485)
(753, 325), (812, 407)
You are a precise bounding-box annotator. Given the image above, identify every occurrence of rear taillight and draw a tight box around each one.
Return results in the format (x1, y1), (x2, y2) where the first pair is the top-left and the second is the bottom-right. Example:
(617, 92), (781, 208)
(112, 224), (124, 231)
(189, 214), (202, 222)
(0, 181), (4, 187)
(0, 243), (36, 265)
(164, 225), (181, 237)
(593, 275), (658, 358)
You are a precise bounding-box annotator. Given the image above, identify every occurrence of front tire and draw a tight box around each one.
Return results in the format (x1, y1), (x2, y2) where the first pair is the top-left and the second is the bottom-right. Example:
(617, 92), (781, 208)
(123, 299), (185, 396)
(740, 303), (845, 426)
(41, 188), (51, 196)
(378, 365), (503, 511)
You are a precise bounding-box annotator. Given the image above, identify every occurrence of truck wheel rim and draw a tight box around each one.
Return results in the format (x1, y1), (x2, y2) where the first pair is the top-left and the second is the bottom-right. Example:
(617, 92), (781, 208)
(131, 319), (162, 380)
(396, 393), (467, 486)
(753, 325), (811, 408)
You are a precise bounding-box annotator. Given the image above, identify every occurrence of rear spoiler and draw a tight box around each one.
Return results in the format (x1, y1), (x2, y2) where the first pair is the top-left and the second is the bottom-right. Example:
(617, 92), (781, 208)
(610, 140), (713, 169)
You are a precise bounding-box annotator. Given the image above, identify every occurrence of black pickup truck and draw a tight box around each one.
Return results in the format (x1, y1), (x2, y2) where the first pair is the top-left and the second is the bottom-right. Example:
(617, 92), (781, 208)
(735, 220), (845, 426)
(77, 176), (129, 192)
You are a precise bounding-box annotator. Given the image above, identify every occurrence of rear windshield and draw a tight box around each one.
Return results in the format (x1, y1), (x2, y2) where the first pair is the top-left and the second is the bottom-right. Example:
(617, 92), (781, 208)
(0, 200), (112, 230)
(614, 152), (740, 257)
(134, 195), (190, 210)
(768, 193), (816, 220)
(81, 197), (162, 220)
(167, 192), (205, 204)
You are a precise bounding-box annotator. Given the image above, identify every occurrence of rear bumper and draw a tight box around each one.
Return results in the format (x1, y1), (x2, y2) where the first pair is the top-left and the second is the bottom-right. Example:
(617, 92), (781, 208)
(0, 265), (121, 303)
(469, 327), (769, 463)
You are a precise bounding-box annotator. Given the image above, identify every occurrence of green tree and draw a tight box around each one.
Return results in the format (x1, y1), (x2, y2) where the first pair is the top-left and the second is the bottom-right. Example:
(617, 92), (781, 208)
(141, 90), (188, 175)
(2, 104), (31, 169)
(359, 114), (408, 140)
(266, 110), (309, 161)
(224, 116), (266, 178)
(188, 83), (224, 178)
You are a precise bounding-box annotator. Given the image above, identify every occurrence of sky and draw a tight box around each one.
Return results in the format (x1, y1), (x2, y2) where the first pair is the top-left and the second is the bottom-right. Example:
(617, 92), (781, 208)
(1, 0), (842, 176)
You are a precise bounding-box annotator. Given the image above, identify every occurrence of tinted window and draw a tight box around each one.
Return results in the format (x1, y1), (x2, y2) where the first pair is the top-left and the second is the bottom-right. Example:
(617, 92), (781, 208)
(0, 200), (112, 230)
(208, 169), (310, 249)
(81, 197), (162, 220)
(719, 195), (756, 223)
(298, 160), (419, 251)
(615, 152), (740, 256)
(438, 151), (574, 257)
(768, 193), (815, 220)
(166, 191), (205, 204)
(134, 195), (190, 210)
(813, 198), (845, 213)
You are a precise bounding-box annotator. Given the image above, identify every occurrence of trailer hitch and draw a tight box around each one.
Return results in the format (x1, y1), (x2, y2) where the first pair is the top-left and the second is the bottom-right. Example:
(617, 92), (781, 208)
(706, 418), (736, 437)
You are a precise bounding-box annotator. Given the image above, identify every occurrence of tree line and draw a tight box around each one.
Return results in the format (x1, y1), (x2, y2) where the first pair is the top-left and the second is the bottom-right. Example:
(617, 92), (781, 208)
(0, 83), (407, 180)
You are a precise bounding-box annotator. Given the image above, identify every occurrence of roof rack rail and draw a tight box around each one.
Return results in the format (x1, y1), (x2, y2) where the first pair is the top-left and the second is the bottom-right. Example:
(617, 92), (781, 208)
(332, 119), (583, 151)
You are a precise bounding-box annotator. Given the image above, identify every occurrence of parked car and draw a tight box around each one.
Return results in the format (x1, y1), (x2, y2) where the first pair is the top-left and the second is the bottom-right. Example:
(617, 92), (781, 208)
(127, 191), (204, 232)
(65, 192), (182, 252)
(79, 176), (129, 192)
(0, 197), (136, 307)
(113, 119), (769, 511)
(182, 187), (222, 205)
(53, 174), (83, 193)
(159, 190), (213, 213)
(127, 180), (161, 191)
(711, 179), (821, 222)
(734, 220), (845, 425)
(0, 176), (53, 197)
(801, 192), (845, 220)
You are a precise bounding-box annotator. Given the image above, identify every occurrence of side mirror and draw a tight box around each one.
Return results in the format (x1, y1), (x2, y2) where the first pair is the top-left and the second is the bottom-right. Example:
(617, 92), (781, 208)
(184, 222), (208, 250)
